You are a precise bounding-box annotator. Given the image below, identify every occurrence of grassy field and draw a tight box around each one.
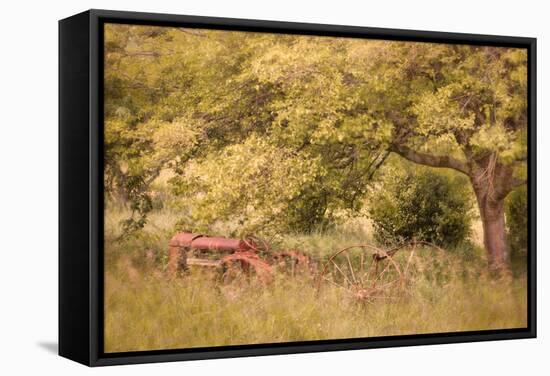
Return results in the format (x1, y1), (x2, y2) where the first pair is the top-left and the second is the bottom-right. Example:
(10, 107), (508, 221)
(104, 209), (527, 353)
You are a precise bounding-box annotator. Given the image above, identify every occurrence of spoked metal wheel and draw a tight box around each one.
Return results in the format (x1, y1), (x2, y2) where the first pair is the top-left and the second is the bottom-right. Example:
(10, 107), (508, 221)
(319, 245), (403, 302)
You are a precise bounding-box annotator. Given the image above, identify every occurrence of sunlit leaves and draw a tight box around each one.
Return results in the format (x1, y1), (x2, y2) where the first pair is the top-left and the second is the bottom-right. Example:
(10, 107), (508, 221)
(103, 24), (528, 237)
(413, 85), (476, 136)
(172, 135), (326, 235)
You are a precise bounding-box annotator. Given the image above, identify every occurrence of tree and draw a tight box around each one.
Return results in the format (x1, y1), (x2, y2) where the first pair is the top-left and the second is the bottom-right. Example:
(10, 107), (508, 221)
(104, 26), (528, 270)
(104, 27), (387, 235)
(251, 40), (527, 270)
(250, 40), (527, 269)
(377, 44), (527, 270)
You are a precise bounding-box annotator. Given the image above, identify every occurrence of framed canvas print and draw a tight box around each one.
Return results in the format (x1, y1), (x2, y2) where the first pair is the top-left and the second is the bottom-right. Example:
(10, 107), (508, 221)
(59, 9), (536, 366)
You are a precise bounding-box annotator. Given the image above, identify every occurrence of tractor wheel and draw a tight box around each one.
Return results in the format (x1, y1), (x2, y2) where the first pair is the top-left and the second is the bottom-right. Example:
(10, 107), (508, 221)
(220, 251), (273, 284)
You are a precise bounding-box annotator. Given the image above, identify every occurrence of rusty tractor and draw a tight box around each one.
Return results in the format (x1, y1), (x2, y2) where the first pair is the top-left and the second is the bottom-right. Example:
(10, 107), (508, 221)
(167, 231), (313, 282)
(167, 231), (443, 301)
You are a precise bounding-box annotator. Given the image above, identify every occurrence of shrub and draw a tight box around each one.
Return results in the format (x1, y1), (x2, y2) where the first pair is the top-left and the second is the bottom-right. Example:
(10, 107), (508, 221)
(368, 168), (473, 247)
(506, 185), (528, 266)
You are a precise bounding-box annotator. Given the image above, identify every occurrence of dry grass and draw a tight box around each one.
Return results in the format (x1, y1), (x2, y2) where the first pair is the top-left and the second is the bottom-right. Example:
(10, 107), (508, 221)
(103, 209), (527, 353)
(104, 263), (526, 352)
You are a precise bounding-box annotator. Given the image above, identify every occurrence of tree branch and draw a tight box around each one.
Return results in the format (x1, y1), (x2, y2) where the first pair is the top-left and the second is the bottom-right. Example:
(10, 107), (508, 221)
(390, 143), (470, 175)
(365, 151), (391, 181)
(495, 175), (527, 201)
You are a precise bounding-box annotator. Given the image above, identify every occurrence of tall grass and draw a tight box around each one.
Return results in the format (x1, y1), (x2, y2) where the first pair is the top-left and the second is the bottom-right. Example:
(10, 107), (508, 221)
(104, 208), (527, 353)
(105, 263), (526, 353)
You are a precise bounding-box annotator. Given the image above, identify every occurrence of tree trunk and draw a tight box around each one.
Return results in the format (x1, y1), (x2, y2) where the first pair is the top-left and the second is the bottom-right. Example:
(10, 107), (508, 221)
(390, 143), (523, 272)
(473, 185), (509, 271)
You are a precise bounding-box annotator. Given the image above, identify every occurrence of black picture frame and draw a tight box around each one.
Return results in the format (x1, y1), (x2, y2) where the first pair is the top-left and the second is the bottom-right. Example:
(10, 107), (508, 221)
(59, 9), (537, 367)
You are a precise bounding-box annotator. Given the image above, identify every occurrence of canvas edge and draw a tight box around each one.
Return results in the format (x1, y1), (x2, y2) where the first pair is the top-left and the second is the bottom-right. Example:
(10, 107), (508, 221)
(59, 10), (93, 366)
(58, 8), (536, 367)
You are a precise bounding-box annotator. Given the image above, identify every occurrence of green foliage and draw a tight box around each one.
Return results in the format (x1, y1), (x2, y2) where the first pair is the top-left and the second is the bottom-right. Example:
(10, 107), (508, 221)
(368, 167), (473, 247)
(170, 135), (329, 235)
(103, 24), (527, 252)
(506, 185), (528, 263)
(100, 27), (529, 352)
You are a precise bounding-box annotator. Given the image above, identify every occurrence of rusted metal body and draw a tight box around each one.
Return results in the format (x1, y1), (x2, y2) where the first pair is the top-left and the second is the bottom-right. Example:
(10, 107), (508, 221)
(220, 251), (273, 283)
(271, 250), (316, 275)
(167, 231), (312, 282)
(166, 230), (451, 303)
(169, 232), (248, 251)
(168, 232), (268, 277)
